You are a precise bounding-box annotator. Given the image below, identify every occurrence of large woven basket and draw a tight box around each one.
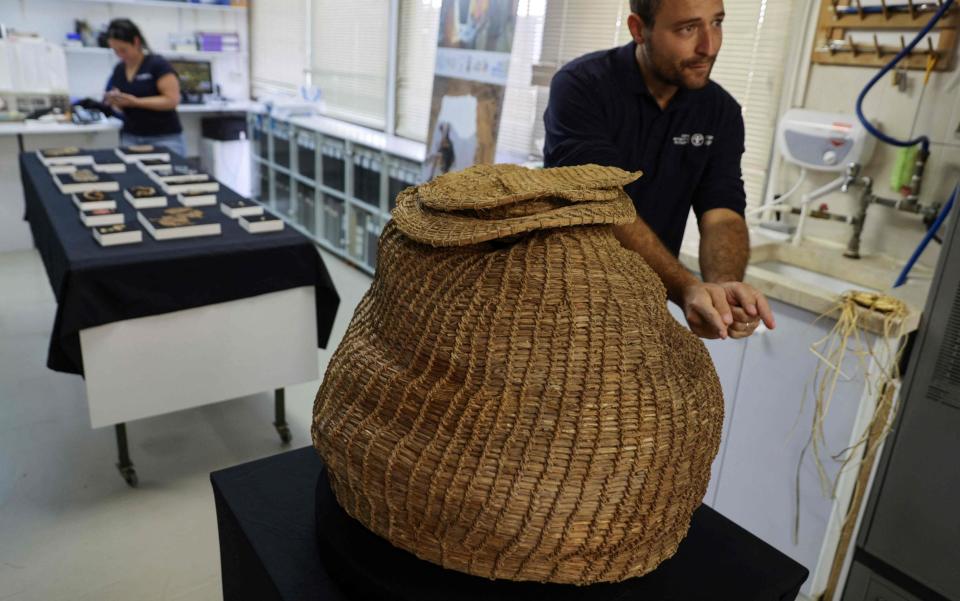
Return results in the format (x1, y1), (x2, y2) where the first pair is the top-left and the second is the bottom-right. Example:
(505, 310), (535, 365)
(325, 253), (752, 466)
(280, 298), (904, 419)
(312, 163), (723, 585)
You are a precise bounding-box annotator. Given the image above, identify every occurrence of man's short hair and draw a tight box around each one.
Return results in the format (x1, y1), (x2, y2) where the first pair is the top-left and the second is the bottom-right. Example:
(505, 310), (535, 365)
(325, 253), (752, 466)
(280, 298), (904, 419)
(630, 0), (662, 28)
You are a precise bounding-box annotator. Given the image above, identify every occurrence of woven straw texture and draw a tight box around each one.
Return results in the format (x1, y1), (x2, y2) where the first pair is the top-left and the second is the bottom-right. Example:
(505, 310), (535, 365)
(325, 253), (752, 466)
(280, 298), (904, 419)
(312, 163), (723, 585)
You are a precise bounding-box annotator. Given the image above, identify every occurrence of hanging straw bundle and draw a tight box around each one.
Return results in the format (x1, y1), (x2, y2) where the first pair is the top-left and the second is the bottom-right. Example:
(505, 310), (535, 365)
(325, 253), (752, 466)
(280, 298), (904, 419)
(312, 163), (724, 584)
(794, 290), (909, 542)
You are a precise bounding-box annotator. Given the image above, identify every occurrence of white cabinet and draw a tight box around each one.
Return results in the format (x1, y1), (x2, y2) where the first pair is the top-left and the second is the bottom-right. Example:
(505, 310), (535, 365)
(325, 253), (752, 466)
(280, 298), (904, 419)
(672, 296), (885, 598)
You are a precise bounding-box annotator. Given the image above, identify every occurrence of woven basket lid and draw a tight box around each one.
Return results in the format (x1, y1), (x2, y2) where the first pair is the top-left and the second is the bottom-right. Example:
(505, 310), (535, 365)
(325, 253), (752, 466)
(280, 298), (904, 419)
(394, 163), (641, 247)
(312, 163), (722, 586)
(416, 163), (642, 210)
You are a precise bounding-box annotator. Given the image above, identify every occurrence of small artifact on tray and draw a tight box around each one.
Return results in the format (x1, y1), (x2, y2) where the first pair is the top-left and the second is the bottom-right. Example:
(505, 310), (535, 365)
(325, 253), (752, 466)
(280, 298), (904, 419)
(54, 169), (118, 194)
(849, 291), (906, 314)
(131, 185), (157, 198)
(238, 210), (283, 233)
(93, 222), (143, 246)
(41, 146), (82, 157)
(71, 169), (98, 183)
(72, 191), (117, 211)
(79, 206), (124, 227)
(158, 206), (204, 227)
(124, 186), (167, 209)
(220, 197), (264, 218)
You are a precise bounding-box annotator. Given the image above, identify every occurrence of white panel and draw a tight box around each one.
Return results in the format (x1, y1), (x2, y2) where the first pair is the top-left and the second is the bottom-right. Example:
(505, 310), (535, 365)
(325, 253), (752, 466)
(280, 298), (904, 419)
(200, 137), (252, 197)
(65, 50), (115, 99)
(0, 43), (13, 91)
(80, 286), (319, 427)
(13, 40), (49, 94)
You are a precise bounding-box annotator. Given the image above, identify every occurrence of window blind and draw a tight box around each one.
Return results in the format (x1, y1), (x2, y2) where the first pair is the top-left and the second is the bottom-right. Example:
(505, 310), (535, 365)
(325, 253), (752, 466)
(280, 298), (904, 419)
(497, 0), (547, 161)
(310, 0), (390, 129)
(250, 0), (307, 97)
(709, 0), (796, 206)
(538, 0), (629, 68)
(532, 0), (629, 158)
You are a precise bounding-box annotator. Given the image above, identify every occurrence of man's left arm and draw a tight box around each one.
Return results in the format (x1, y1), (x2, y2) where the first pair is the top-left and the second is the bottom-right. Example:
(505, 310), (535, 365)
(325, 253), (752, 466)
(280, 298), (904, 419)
(693, 105), (775, 338)
(699, 207), (748, 283)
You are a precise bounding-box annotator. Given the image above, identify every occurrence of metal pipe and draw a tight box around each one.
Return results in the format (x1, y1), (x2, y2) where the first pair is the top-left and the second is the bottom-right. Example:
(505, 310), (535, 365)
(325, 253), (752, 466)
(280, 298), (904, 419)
(844, 176), (874, 258)
(792, 174), (847, 246)
(783, 206), (858, 225)
(906, 147), (930, 204)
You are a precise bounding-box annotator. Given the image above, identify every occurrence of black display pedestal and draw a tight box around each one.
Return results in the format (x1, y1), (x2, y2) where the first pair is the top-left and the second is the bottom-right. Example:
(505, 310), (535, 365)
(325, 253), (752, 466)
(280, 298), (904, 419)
(211, 447), (809, 601)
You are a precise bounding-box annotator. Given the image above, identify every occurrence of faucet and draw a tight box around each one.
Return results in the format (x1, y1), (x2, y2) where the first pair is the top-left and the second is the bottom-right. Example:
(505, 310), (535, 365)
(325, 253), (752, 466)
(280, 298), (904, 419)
(842, 158), (938, 259)
(841, 162), (861, 194)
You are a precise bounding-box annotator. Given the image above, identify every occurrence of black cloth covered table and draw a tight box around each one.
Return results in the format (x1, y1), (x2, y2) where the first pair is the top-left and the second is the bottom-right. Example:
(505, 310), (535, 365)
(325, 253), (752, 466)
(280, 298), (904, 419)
(20, 148), (340, 375)
(211, 447), (809, 601)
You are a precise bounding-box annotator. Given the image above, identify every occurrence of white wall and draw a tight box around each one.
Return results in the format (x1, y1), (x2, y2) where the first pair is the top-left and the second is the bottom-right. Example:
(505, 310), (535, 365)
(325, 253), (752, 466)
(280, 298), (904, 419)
(0, 0), (249, 101)
(769, 0), (960, 270)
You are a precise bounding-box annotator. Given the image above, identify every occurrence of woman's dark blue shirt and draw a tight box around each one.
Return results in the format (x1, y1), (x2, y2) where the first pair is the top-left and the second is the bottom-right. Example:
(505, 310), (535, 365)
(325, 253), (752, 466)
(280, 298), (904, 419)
(106, 54), (182, 136)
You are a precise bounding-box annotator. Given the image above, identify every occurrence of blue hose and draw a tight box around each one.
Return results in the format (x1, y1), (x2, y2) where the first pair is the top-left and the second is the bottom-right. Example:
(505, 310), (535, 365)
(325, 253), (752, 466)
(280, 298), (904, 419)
(893, 183), (958, 287)
(855, 0), (955, 153)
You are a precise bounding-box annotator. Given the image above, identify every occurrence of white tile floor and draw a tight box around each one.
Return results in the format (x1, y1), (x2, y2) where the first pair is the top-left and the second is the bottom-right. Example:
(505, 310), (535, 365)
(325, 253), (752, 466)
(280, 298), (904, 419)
(0, 247), (370, 601)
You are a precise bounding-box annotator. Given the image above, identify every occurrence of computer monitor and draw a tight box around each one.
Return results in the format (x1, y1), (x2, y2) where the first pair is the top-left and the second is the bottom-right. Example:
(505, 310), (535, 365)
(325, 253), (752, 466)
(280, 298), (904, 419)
(170, 59), (213, 102)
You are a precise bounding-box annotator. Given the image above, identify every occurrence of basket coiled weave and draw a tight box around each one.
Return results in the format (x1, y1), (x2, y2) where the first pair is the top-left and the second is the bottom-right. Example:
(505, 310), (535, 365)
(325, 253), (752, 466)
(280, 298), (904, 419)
(312, 163), (724, 584)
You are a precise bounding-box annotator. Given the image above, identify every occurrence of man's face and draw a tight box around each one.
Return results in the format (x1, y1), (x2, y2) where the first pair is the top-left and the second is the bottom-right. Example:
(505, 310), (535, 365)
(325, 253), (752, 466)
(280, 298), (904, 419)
(640, 0), (725, 90)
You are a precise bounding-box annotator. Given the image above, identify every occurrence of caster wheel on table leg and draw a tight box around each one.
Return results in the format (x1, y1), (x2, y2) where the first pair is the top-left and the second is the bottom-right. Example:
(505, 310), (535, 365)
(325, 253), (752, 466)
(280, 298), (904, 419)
(275, 423), (292, 445)
(118, 464), (138, 488)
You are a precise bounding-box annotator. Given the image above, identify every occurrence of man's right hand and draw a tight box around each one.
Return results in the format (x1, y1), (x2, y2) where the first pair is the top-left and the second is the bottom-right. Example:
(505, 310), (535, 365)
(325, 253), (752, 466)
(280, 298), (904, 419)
(679, 282), (734, 340)
(678, 281), (776, 340)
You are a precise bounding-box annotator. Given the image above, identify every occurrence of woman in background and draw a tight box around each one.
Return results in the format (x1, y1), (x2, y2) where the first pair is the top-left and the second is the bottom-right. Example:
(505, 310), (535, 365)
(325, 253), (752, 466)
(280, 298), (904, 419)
(103, 19), (186, 156)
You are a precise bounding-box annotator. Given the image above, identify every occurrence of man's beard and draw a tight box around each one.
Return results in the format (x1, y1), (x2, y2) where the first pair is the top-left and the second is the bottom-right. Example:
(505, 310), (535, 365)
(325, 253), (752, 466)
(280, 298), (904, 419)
(645, 41), (715, 90)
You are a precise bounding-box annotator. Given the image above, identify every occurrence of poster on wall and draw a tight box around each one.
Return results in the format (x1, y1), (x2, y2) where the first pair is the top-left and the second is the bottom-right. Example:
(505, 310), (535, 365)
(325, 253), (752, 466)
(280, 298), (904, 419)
(422, 0), (519, 181)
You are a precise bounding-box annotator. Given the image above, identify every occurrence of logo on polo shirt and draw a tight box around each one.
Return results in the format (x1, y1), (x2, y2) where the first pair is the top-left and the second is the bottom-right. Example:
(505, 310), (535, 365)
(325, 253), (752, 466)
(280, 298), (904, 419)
(673, 133), (714, 147)
(135, 73), (154, 81)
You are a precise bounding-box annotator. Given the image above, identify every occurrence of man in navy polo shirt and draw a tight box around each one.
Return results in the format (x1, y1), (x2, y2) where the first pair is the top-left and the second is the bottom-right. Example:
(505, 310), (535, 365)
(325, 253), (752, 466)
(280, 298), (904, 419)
(544, 0), (775, 340)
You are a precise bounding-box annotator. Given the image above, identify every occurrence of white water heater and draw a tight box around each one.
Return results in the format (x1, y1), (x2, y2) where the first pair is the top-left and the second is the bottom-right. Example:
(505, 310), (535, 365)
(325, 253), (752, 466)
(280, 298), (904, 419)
(776, 109), (876, 172)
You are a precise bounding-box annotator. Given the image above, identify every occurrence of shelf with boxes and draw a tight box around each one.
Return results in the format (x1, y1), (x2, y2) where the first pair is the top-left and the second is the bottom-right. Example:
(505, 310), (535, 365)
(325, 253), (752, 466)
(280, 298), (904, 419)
(72, 0), (247, 12)
(248, 112), (423, 275)
(62, 47), (246, 58)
